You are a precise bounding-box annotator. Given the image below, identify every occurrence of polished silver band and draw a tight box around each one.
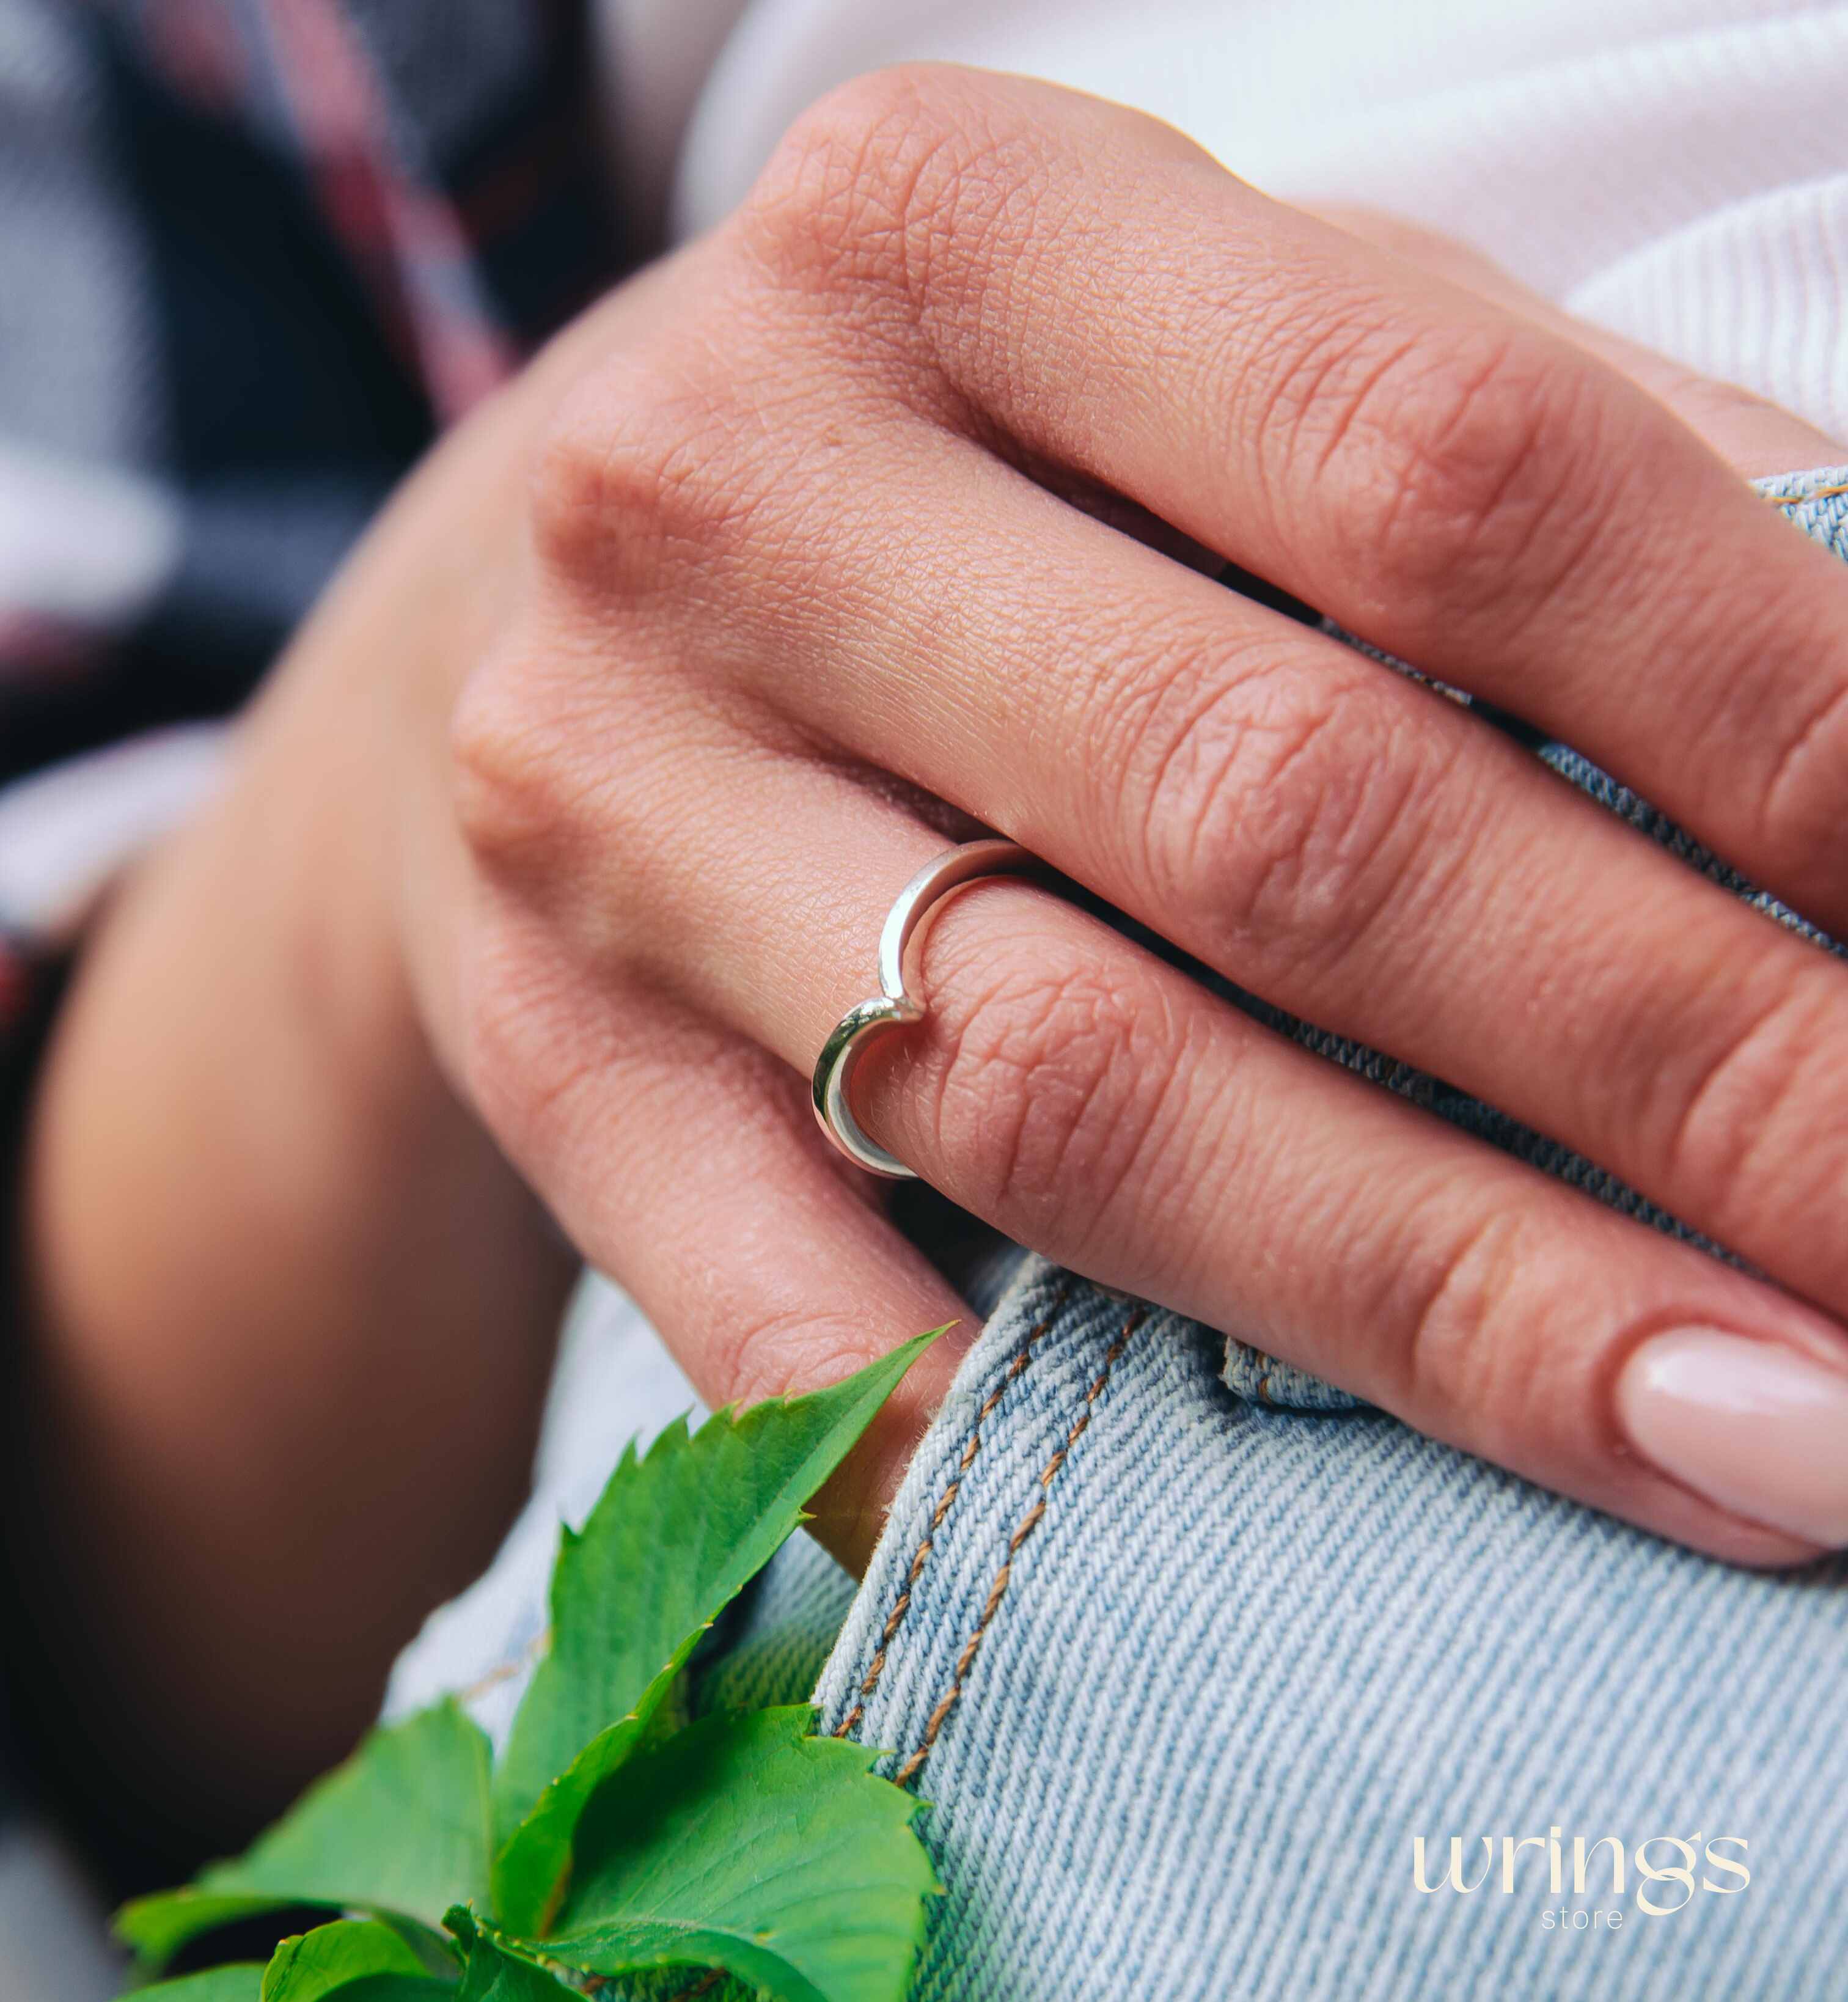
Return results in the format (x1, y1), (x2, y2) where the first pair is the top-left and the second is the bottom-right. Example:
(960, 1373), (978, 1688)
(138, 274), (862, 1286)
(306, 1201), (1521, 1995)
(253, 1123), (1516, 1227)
(811, 838), (1035, 1178)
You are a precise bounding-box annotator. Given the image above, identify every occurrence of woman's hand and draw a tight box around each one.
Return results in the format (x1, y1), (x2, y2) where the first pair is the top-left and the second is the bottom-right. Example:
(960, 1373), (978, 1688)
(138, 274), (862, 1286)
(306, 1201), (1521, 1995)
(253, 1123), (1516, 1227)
(24, 61), (1848, 1838)
(419, 64), (1848, 1569)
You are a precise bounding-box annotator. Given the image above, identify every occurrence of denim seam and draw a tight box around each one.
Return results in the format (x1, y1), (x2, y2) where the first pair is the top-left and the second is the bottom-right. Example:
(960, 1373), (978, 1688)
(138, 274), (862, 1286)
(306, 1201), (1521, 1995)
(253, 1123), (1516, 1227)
(832, 1278), (1074, 1742)
(1767, 479), (1848, 505)
(890, 1306), (1146, 1788)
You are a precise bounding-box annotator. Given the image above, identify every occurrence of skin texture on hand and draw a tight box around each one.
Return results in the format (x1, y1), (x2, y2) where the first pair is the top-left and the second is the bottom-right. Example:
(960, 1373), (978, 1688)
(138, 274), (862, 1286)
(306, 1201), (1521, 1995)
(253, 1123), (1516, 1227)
(15, 63), (1848, 1853)
(435, 65), (1848, 1563)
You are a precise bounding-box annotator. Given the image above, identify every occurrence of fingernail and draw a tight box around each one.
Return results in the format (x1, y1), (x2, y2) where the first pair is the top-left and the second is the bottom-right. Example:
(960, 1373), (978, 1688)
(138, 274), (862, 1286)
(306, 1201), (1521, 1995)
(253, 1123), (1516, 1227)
(1618, 1330), (1848, 1546)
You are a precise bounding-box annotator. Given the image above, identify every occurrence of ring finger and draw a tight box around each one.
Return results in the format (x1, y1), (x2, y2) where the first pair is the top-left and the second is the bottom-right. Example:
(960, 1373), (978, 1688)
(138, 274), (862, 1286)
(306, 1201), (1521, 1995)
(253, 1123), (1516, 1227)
(588, 749), (1848, 1564)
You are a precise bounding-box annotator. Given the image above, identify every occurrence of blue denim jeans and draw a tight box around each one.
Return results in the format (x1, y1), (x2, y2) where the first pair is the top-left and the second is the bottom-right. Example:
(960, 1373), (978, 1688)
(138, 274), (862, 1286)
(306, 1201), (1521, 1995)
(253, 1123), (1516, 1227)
(394, 464), (1848, 2001)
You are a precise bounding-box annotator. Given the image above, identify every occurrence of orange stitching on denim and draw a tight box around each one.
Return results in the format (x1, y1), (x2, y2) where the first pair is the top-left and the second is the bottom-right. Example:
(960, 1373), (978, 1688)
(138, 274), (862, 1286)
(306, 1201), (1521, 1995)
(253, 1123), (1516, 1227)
(892, 1308), (1145, 1788)
(833, 1280), (1072, 1740)
(1767, 480), (1848, 506)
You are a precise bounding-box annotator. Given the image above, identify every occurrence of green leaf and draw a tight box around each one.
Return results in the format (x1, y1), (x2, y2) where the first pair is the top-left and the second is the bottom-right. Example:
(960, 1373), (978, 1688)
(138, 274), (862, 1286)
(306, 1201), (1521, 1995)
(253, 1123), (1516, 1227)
(259, 1920), (453, 2001)
(116, 1898), (301, 1975)
(490, 1656), (686, 1938)
(537, 1708), (934, 2002)
(117, 1703), (492, 1971)
(440, 1910), (573, 2001)
(455, 1932), (574, 2001)
(491, 1331), (940, 1934)
(126, 1967), (266, 2001)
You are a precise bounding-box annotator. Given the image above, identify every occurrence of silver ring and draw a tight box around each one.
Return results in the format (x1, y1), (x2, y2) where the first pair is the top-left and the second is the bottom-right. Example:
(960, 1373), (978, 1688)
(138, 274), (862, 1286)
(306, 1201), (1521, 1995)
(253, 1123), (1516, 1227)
(812, 838), (1036, 1178)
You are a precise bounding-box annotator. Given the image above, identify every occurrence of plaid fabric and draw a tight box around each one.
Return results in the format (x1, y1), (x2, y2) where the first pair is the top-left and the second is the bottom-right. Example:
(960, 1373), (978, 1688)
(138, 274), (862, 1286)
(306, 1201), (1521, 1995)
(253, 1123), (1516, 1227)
(0, 0), (625, 1048)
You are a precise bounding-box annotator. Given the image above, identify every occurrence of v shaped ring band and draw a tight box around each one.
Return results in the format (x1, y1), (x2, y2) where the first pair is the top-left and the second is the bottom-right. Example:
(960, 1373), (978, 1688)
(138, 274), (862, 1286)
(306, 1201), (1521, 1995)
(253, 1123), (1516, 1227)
(811, 838), (1038, 1179)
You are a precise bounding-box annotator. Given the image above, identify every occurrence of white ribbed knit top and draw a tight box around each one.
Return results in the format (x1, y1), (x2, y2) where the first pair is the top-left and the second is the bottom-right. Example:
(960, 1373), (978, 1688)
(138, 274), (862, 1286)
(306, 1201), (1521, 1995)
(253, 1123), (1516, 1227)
(598, 0), (1848, 441)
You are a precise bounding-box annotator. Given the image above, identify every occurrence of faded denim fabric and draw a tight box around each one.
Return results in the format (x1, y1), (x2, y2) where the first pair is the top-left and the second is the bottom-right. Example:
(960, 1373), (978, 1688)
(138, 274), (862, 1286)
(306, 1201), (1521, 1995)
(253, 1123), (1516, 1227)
(812, 1260), (1848, 2001)
(798, 464), (1848, 1998)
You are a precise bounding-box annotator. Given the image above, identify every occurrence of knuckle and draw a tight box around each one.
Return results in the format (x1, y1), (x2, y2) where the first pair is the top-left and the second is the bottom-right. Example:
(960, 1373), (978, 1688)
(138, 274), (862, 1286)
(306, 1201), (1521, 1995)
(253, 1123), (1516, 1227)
(1109, 637), (1448, 971)
(448, 630), (673, 928)
(449, 635), (716, 960)
(922, 931), (1170, 1228)
(724, 1306), (891, 1414)
(1755, 673), (1848, 874)
(448, 655), (549, 873)
(1650, 966), (1841, 1222)
(527, 370), (667, 583)
(1274, 316), (1607, 631)
(739, 64), (1044, 323)
(1390, 1200), (1542, 1439)
(743, 67), (941, 265)
(447, 648), (587, 880)
(525, 349), (757, 591)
